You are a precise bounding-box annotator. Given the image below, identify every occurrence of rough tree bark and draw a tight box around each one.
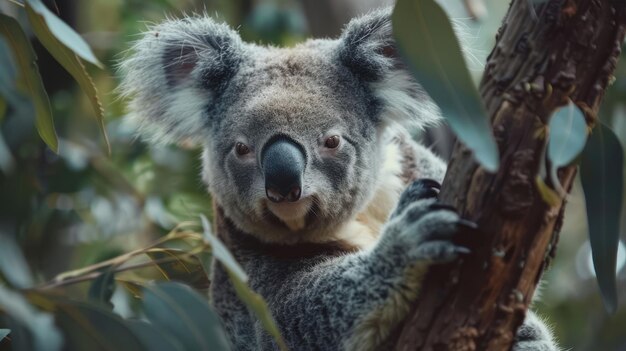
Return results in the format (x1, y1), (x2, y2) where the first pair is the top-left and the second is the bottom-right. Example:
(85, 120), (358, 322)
(394, 0), (626, 350)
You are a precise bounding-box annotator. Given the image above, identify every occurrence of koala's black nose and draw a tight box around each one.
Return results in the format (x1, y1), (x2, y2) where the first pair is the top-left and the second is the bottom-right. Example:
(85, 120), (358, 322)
(261, 136), (306, 203)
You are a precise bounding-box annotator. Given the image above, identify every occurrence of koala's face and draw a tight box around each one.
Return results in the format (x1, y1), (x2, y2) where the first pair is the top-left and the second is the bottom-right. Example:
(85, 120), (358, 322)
(203, 45), (382, 241)
(120, 9), (440, 243)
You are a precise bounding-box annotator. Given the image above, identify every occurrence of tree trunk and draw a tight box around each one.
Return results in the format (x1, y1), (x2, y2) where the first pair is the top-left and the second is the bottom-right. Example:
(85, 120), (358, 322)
(394, 0), (626, 350)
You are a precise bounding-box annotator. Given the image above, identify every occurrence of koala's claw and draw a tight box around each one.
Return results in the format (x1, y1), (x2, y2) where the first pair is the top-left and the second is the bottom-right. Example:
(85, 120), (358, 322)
(418, 178), (441, 190)
(384, 178), (478, 264)
(386, 202), (472, 263)
(428, 203), (457, 212)
(457, 218), (478, 230)
(414, 240), (470, 263)
(394, 179), (442, 218)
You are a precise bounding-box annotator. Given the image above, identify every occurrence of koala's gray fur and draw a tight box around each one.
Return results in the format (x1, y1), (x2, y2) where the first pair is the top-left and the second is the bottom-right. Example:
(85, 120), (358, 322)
(120, 7), (558, 351)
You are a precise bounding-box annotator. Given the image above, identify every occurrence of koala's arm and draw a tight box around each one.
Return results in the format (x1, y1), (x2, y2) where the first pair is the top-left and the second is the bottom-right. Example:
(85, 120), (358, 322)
(256, 180), (470, 350)
(255, 180), (558, 351)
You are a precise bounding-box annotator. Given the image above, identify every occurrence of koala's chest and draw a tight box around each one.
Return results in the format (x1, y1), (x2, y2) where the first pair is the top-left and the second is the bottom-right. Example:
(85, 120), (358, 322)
(333, 139), (408, 250)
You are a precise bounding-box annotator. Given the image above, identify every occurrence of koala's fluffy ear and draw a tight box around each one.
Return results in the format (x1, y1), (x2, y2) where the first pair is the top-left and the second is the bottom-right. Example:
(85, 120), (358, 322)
(118, 15), (244, 145)
(338, 8), (441, 130)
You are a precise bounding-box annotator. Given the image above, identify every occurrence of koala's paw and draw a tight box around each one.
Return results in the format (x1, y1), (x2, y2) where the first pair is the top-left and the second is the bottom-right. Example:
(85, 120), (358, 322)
(391, 178), (441, 218)
(381, 179), (474, 264)
(512, 313), (558, 351)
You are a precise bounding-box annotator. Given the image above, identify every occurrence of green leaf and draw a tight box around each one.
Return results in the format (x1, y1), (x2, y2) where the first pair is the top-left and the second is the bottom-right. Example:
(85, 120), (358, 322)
(25, 3), (110, 153)
(0, 234), (34, 288)
(548, 102), (588, 167)
(0, 319), (34, 350)
(228, 273), (288, 351)
(142, 282), (231, 351)
(0, 14), (58, 152)
(0, 131), (14, 175)
(547, 101), (587, 193)
(0, 96), (6, 121)
(117, 279), (143, 298)
(0, 37), (17, 98)
(0, 37), (34, 124)
(0, 329), (10, 340)
(392, 0), (499, 171)
(0, 285), (63, 351)
(580, 123), (624, 314)
(200, 215), (247, 281)
(126, 320), (185, 351)
(200, 215), (287, 350)
(535, 176), (560, 207)
(24, 0), (102, 67)
(87, 268), (116, 309)
(29, 292), (147, 351)
(145, 248), (211, 291)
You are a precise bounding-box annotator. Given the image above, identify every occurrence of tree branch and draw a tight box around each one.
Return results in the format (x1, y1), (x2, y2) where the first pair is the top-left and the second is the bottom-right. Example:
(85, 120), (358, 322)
(394, 0), (626, 350)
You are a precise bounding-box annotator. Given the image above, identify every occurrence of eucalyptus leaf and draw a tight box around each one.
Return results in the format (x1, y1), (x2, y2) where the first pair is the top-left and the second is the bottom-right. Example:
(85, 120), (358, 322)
(142, 282), (231, 351)
(30, 292), (146, 351)
(392, 0), (499, 171)
(146, 248), (210, 291)
(0, 38), (34, 124)
(0, 131), (14, 175)
(117, 279), (143, 298)
(25, 0), (102, 67)
(0, 37), (17, 98)
(548, 102), (588, 167)
(199, 215), (286, 350)
(547, 101), (587, 193)
(200, 215), (247, 282)
(0, 96), (6, 121)
(1, 319), (34, 351)
(0, 285), (63, 351)
(580, 123), (624, 314)
(87, 267), (116, 309)
(0, 234), (34, 289)
(228, 272), (288, 351)
(126, 320), (185, 351)
(25, 3), (110, 153)
(535, 176), (560, 207)
(0, 14), (58, 152)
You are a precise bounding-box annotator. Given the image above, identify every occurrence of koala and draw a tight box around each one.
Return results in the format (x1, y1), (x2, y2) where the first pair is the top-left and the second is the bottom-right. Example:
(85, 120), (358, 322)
(120, 7), (558, 351)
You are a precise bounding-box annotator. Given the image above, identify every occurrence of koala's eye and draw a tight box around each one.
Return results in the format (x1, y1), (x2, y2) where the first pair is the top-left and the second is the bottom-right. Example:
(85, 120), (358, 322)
(324, 135), (340, 149)
(235, 142), (251, 156)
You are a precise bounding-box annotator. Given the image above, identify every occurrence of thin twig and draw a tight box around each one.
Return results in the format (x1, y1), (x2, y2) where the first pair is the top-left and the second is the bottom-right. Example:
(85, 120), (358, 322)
(37, 250), (205, 290)
(51, 230), (202, 282)
(6, 0), (24, 8)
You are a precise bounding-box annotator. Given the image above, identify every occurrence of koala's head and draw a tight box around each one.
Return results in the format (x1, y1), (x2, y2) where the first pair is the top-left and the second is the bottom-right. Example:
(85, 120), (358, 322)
(119, 8), (440, 244)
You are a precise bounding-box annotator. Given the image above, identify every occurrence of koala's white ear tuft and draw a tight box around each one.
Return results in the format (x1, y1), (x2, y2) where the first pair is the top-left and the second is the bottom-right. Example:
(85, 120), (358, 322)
(118, 15), (244, 145)
(338, 8), (441, 131)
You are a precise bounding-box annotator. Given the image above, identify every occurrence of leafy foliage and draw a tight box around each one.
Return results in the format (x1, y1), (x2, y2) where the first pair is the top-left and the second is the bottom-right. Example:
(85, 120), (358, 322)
(0, 285), (62, 351)
(392, 0), (499, 172)
(25, 2), (109, 153)
(0, 235), (34, 289)
(0, 13), (57, 151)
(0, 221), (282, 350)
(547, 101), (588, 193)
(24, 0), (101, 67)
(142, 282), (230, 350)
(0, 0), (107, 154)
(201, 216), (288, 351)
(580, 123), (624, 313)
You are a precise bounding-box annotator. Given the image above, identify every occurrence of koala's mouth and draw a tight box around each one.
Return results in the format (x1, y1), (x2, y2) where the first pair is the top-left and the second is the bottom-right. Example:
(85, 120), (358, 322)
(264, 196), (318, 232)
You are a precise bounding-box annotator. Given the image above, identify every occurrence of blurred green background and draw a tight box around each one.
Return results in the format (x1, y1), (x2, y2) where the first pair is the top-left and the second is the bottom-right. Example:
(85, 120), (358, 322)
(0, 0), (624, 349)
